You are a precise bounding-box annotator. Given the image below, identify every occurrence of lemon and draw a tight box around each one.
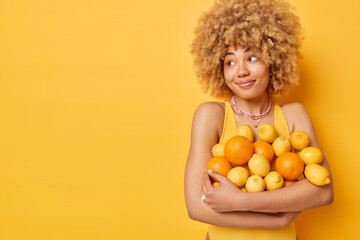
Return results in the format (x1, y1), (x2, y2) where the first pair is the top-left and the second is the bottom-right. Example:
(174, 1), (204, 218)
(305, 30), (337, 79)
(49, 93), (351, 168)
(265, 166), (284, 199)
(245, 175), (265, 192)
(304, 164), (331, 186)
(240, 187), (248, 192)
(299, 147), (323, 165)
(264, 171), (284, 190)
(227, 166), (249, 187)
(248, 154), (270, 177)
(213, 182), (220, 187)
(272, 136), (292, 157)
(236, 124), (254, 142)
(290, 131), (310, 151)
(258, 124), (278, 143)
(211, 143), (225, 157)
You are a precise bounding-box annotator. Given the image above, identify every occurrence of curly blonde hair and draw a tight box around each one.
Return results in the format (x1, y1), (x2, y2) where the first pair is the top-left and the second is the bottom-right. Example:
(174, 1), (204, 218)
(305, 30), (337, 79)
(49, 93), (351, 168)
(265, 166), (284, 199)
(190, 0), (303, 100)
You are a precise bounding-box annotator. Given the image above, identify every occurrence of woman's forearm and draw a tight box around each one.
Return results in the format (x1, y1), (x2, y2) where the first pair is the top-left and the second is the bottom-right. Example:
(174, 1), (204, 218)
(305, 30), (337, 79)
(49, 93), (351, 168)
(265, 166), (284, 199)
(204, 162), (333, 213)
(236, 178), (333, 213)
(188, 201), (298, 229)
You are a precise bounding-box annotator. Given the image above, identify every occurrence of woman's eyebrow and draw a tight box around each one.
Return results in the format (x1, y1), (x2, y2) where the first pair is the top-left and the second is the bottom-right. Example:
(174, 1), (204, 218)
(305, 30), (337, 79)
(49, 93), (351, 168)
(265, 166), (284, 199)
(225, 48), (251, 56)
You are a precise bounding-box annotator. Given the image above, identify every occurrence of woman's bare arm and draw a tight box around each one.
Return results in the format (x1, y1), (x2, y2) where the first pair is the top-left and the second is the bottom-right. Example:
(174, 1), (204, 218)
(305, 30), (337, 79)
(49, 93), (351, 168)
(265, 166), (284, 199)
(184, 102), (298, 228)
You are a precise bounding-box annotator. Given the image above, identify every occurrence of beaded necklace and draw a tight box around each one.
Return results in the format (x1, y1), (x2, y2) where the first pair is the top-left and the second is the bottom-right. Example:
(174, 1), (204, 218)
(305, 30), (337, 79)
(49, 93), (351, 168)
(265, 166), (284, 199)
(231, 96), (272, 120)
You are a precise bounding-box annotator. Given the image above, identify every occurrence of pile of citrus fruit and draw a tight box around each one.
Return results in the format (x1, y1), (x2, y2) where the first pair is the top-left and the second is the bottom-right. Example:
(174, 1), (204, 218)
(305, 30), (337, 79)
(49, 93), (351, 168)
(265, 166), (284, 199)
(207, 124), (331, 193)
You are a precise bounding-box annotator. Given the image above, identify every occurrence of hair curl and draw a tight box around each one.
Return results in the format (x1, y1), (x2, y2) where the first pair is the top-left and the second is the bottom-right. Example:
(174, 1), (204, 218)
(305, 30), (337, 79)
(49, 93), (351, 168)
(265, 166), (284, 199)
(190, 0), (303, 100)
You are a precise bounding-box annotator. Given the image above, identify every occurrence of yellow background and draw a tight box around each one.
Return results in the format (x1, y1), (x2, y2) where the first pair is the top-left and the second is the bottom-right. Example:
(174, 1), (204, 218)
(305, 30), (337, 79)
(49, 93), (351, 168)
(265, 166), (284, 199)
(0, 0), (359, 239)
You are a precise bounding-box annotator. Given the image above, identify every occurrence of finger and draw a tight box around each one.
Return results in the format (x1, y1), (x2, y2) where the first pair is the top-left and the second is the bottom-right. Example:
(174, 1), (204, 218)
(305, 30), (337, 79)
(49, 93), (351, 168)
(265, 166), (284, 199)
(203, 169), (214, 192)
(202, 169), (209, 194)
(202, 183), (207, 195)
(207, 169), (227, 183)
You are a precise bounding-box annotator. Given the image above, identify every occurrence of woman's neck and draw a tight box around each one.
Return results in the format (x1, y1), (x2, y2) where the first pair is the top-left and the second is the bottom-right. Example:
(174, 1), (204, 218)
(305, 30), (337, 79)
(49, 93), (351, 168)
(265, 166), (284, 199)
(232, 94), (270, 115)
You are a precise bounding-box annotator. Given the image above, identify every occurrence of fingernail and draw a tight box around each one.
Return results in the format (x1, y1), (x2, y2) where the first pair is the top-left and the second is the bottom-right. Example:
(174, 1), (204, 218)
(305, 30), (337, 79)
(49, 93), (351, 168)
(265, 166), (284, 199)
(207, 169), (213, 174)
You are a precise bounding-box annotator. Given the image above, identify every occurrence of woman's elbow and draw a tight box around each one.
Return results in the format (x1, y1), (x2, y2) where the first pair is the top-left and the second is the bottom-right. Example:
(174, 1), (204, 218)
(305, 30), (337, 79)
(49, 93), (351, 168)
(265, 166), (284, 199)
(187, 207), (198, 221)
(323, 188), (334, 206)
(317, 185), (334, 207)
(186, 203), (208, 223)
(186, 201), (202, 221)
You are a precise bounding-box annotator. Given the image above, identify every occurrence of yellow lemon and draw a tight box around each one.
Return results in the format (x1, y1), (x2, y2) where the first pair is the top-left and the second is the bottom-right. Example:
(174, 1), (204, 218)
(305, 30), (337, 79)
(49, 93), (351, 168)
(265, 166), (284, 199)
(258, 124), (278, 143)
(272, 136), (292, 157)
(236, 124), (254, 142)
(248, 154), (270, 177)
(245, 175), (265, 192)
(264, 171), (284, 190)
(211, 143), (225, 157)
(240, 187), (247, 192)
(227, 166), (249, 187)
(299, 147), (323, 165)
(304, 164), (331, 186)
(290, 131), (310, 151)
(213, 182), (220, 187)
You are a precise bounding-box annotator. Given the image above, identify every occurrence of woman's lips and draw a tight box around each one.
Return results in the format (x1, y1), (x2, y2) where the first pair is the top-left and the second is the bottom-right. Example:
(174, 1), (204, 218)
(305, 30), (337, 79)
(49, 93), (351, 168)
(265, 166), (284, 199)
(236, 80), (256, 89)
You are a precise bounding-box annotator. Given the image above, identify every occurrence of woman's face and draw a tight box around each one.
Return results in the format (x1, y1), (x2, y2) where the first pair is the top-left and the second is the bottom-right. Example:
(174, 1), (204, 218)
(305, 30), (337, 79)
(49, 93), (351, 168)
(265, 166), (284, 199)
(223, 45), (270, 100)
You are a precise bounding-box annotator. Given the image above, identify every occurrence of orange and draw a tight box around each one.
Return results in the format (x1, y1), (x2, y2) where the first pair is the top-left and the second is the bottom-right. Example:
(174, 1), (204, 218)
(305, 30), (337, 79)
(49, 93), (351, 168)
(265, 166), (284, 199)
(224, 136), (254, 165)
(284, 180), (298, 187)
(206, 156), (232, 182)
(253, 141), (275, 162)
(275, 152), (304, 180)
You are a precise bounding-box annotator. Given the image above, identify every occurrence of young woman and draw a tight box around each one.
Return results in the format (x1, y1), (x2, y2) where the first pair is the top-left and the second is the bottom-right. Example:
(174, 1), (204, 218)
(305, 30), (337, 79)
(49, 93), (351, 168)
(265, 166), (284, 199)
(184, 0), (334, 239)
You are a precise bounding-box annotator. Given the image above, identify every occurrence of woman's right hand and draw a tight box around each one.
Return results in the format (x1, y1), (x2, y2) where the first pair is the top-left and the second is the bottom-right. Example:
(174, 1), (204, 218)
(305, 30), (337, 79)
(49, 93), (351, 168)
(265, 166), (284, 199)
(202, 169), (246, 213)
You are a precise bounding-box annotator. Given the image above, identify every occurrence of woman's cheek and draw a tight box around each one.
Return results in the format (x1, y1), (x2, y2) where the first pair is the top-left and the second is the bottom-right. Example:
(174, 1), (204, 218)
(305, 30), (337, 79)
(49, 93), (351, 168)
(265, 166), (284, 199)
(224, 69), (235, 81)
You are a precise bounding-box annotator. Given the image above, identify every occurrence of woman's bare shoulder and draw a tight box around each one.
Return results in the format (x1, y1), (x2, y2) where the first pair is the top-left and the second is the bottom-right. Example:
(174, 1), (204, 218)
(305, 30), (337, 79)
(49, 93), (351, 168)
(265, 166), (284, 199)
(192, 101), (225, 138)
(194, 101), (225, 119)
(278, 102), (313, 132)
(280, 102), (308, 116)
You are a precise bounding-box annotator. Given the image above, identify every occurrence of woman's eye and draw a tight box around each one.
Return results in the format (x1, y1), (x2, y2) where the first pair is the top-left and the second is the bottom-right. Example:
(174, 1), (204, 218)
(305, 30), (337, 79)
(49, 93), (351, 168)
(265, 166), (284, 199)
(226, 61), (235, 66)
(249, 56), (258, 62)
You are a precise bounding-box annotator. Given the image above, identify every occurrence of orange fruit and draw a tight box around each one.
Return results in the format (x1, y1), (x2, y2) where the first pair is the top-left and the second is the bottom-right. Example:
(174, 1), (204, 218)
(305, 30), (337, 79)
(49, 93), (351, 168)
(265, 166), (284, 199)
(206, 156), (232, 182)
(224, 136), (254, 165)
(253, 141), (275, 162)
(275, 152), (304, 180)
(284, 180), (298, 187)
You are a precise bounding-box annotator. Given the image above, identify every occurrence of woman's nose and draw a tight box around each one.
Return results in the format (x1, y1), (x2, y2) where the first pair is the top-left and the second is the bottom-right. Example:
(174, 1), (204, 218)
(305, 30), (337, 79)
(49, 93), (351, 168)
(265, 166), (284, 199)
(237, 62), (250, 77)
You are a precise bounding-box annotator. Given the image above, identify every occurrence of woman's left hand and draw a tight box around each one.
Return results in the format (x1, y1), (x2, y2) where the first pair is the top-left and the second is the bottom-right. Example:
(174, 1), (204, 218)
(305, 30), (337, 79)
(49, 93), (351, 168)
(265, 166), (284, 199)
(202, 169), (244, 212)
